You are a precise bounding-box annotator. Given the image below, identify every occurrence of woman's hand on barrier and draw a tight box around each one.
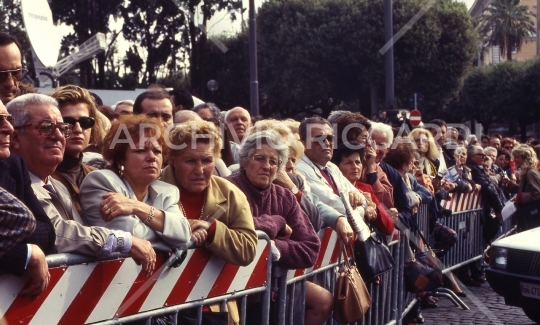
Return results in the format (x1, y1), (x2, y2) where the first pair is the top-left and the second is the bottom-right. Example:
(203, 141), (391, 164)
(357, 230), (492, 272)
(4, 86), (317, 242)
(335, 216), (354, 244)
(188, 219), (211, 232)
(442, 181), (456, 192)
(191, 229), (208, 246)
(130, 237), (156, 276)
(389, 208), (399, 220)
(365, 206), (377, 222)
(476, 184), (482, 191)
(276, 224), (293, 240)
(100, 192), (142, 221)
(349, 191), (365, 209)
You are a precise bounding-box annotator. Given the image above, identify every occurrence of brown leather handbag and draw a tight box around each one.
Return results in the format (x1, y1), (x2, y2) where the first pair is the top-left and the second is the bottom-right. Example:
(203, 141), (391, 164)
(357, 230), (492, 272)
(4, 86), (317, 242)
(333, 243), (371, 324)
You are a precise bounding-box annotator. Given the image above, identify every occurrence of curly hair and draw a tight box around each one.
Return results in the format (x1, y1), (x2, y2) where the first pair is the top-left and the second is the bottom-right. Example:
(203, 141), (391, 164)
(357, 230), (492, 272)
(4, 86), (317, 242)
(167, 120), (222, 163)
(383, 141), (414, 172)
(512, 145), (538, 173)
(250, 119), (303, 159)
(335, 113), (371, 146)
(49, 85), (106, 147)
(331, 142), (366, 166)
(410, 128), (439, 161)
(238, 130), (288, 173)
(102, 115), (167, 172)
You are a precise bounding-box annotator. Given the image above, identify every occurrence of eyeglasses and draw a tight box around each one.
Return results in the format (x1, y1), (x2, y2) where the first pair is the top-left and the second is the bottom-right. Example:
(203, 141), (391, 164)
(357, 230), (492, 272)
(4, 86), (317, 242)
(474, 153), (486, 158)
(62, 116), (95, 129)
(15, 120), (73, 138)
(412, 160), (420, 167)
(251, 154), (280, 167)
(504, 146), (513, 150)
(311, 134), (334, 143)
(0, 114), (14, 125)
(0, 68), (28, 83)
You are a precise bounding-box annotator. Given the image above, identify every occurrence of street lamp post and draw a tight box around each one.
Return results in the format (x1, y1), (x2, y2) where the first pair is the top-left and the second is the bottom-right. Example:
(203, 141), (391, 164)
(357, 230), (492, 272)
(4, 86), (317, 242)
(249, 0), (260, 116)
(384, 0), (395, 109)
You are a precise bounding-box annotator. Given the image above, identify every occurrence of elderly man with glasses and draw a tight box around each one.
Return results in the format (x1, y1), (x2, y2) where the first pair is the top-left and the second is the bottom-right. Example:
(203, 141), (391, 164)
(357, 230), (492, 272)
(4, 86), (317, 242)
(7, 93), (155, 265)
(0, 32), (31, 105)
(466, 145), (504, 244)
(0, 100), (55, 298)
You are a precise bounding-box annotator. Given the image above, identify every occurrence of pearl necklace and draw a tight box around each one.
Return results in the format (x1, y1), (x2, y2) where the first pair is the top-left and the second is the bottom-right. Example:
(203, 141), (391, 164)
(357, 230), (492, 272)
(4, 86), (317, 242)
(180, 189), (208, 220)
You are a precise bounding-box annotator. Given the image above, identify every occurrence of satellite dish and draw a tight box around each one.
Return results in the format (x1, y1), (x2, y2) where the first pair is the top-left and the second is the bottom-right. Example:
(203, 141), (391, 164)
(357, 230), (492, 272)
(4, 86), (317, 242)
(21, 0), (61, 68)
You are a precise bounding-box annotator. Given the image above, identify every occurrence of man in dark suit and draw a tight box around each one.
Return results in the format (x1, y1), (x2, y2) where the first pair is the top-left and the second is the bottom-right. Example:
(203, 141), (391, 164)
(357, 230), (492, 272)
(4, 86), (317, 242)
(466, 145), (503, 244)
(0, 100), (55, 298)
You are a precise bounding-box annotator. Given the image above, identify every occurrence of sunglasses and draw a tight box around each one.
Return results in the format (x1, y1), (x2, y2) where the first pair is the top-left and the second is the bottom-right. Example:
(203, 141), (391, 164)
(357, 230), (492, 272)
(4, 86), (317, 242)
(311, 134), (334, 143)
(0, 68), (28, 83)
(62, 116), (95, 129)
(15, 120), (73, 138)
(0, 114), (14, 125)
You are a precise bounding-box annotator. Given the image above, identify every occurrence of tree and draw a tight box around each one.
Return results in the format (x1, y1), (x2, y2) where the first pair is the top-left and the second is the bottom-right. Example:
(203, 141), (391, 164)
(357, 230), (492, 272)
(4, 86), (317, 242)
(50, 0), (124, 88)
(256, 0), (476, 118)
(453, 61), (523, 133)
(509, 58), (540, 141)
(120, 0), (186, 86)
(0, 0), (35, 80)
(478, 0), (536, 61)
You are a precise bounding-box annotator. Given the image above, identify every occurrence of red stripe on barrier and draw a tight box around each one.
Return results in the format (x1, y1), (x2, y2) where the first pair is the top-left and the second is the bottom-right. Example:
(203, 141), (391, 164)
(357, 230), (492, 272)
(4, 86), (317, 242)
(313, 228), (332, 269)
(207, 263), (241, 298)
(245, 248), (269, 288)
(116, 254), (166, 317)
(329, 236), (340, 264)
(165, 248), (212, 306)
(3, 267), (65, 325)
(294, 268), (304, 277)
(58, 259), (123, 324)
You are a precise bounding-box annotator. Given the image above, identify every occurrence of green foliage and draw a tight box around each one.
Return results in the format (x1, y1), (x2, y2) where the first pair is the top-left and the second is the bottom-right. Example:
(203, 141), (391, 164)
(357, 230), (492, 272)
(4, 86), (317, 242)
(0, 0), (35, 78)
(197, 32), (250, 109)
(253, 0), (476, 118)
(478, 0), (536, 61)
(453, 58), (540, 140)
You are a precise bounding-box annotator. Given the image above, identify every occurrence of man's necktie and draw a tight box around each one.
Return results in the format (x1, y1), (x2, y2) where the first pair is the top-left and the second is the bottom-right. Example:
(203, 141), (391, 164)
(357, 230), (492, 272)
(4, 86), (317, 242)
(322, 167), (339, 195)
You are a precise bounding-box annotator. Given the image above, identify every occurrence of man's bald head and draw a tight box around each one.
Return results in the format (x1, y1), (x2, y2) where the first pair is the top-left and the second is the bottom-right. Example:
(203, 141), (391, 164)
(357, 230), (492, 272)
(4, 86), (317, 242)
(174, 110), (202, 124)
(225, 107), (251, 143)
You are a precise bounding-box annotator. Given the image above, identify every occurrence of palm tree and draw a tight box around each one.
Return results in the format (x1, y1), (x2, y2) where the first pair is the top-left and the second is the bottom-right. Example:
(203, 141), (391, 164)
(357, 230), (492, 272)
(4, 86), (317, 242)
(479, 0), (536, 61)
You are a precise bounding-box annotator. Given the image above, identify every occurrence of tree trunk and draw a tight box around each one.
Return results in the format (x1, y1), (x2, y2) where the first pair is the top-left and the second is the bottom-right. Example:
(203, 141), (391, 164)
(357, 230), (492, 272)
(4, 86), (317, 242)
(519, 120), (528, 142)
(507, 42), (513, 61)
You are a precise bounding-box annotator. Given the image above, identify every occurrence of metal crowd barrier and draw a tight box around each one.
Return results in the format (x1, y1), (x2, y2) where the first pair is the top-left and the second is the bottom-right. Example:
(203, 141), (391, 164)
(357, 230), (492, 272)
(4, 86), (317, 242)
(0, 232), (273, 325)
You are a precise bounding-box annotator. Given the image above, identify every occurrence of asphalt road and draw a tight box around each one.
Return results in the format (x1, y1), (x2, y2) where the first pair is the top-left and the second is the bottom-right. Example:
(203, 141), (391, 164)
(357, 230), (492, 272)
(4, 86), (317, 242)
(420, 281), (536, 325)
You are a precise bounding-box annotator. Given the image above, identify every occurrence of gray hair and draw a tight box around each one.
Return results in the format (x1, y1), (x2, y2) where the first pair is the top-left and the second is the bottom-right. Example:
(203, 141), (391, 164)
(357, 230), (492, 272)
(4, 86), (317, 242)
(454, 146), (467, 158)
(224, 106), (250, 123)
(6, 93), (59, 128)
(174, 110), (201, 124)
(327, 110), (349, 124)
(111, 99), (134, 110)
(484, 146), (497, 156)
(369, 122), (394, 145)
(192, 102), (221, 119)
(467, 145), (482, 158)
(238, 130), (288, 173)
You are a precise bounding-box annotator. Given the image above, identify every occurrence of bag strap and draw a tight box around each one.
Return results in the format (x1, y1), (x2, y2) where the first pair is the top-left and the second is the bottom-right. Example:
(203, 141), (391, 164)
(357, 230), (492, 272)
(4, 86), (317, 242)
(338, 242), (353, 269)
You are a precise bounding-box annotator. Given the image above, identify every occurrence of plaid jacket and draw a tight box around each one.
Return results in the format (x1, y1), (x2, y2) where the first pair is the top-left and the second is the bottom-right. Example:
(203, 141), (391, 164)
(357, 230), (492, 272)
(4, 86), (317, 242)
(0, 187), (36, 257)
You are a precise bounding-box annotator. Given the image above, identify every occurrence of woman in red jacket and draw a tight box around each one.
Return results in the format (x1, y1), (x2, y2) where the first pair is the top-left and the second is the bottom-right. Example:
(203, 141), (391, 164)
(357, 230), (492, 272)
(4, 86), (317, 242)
(331, 142), (395, 236)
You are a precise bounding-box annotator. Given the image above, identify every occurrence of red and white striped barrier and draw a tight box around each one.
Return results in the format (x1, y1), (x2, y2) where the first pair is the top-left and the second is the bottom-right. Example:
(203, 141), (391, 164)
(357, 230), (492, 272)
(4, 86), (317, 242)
(0, 240), (269, 325)
(286, 228), (341, 281)
(441, 189), (483, 213)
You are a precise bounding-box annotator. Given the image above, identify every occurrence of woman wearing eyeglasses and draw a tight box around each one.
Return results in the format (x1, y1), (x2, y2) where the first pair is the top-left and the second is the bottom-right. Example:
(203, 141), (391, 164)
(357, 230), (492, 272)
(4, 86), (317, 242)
(49, 85), (106, 214)
(227, 130), (331, 325)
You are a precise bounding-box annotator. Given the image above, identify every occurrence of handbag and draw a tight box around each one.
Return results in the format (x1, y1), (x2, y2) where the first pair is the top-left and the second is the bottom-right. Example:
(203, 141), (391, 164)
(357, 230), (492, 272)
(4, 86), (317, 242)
(333, 243), (371, 324)
(403, 219), (444, 294)
(354, 230), (395, 282)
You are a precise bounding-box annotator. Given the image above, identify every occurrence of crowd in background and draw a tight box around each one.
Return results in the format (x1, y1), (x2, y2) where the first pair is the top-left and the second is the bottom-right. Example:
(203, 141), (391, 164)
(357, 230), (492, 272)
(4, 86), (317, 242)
(2, 31), (540, 325)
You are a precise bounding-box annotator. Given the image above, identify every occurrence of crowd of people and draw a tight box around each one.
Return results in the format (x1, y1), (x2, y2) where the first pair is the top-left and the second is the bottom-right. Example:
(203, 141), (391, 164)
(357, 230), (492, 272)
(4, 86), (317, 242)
(2, 31), (540, 325)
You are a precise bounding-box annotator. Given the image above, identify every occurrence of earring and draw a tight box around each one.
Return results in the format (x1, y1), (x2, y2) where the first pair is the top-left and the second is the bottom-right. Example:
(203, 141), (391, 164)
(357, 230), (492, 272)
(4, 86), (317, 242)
(119, 165), (124, 177)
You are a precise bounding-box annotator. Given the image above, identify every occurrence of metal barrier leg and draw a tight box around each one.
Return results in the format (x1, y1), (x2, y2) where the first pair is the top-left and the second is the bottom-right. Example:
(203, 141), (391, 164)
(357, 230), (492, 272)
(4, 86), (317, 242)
(240, 296), (247, 325)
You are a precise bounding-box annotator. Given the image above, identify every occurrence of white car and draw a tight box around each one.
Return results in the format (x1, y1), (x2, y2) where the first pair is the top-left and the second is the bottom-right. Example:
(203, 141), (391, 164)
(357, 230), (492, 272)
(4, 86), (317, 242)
(487, 227), (540, 324)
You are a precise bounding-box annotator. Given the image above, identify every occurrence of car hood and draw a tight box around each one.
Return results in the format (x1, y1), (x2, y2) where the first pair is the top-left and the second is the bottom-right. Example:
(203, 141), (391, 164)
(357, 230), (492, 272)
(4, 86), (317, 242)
(493, 227), (540, 251)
